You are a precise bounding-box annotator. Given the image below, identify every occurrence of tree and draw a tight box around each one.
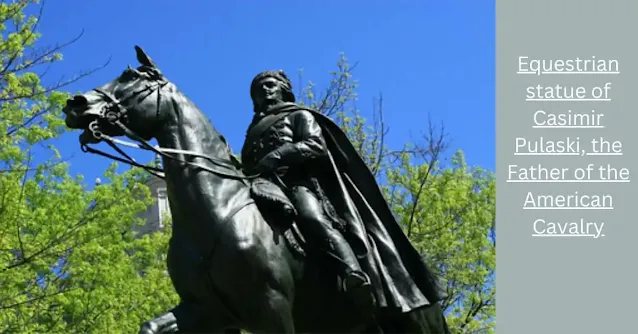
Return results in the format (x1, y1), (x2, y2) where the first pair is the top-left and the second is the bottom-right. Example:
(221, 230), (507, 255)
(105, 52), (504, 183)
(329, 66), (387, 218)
(297, 54), (496, 333)
(0, 1), (178, 332)
(0, 2), (494, 330)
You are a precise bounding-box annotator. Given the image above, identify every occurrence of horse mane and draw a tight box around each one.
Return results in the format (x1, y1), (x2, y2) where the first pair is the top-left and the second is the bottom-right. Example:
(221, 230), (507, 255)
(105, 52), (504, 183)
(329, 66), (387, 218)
(158, 80), (235, 161)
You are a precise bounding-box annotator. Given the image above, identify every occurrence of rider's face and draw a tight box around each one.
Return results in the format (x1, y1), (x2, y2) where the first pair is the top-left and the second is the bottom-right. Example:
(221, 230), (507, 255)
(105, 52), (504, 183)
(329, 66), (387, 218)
(253, 77), (284, 108)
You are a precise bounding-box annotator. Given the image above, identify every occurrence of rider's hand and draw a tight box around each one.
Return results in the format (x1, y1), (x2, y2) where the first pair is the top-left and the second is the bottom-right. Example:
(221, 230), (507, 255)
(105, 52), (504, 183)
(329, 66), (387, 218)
(255, 151), (281, 172)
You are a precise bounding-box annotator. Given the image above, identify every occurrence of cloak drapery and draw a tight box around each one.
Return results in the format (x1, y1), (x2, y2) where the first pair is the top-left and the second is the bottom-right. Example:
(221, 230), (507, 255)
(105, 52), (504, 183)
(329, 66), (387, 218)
(248, 103), (447, 312)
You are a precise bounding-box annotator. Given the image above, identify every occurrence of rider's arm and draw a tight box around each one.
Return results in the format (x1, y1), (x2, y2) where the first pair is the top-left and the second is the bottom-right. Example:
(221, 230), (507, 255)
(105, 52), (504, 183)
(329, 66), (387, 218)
(256, 110), (327, 170)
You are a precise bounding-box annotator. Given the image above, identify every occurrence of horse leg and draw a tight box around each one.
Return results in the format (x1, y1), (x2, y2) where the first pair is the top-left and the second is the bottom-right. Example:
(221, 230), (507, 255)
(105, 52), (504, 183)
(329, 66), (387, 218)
(139, 310), (178, 334)
(139, 301), (233, 333)
(230, 284), (294, 333)
(173, 300), (236, 333)
(207, 206), (296, 333)
(261, 289), (295, 333)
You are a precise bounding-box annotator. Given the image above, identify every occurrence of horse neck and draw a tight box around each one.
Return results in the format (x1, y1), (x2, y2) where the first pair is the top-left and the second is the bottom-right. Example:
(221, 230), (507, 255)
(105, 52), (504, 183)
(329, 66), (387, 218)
(153, 89), (245, 227)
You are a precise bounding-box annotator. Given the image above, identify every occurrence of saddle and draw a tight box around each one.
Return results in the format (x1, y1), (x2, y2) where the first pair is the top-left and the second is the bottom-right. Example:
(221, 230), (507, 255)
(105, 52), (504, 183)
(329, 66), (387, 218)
(249, 177), (295, 218)
(249, 177), (306, 257)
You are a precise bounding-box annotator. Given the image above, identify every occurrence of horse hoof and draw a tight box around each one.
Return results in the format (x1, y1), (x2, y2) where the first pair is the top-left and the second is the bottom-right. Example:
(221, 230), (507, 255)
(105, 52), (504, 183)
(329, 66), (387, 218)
(139, 321), (159, 334)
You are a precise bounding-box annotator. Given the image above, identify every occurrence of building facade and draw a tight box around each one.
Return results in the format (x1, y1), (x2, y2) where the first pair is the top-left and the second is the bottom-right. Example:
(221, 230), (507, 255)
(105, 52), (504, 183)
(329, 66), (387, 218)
(134, 156), (170, 235)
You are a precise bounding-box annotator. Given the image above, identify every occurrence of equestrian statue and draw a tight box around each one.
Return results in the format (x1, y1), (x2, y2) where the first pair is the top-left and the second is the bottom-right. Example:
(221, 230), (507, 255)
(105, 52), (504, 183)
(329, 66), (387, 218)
(62, 45), (450, 333)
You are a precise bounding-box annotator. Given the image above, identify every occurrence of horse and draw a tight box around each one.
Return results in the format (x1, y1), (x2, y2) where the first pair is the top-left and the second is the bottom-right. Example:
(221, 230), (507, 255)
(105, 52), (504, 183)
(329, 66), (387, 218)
(62, 45), (450, 334)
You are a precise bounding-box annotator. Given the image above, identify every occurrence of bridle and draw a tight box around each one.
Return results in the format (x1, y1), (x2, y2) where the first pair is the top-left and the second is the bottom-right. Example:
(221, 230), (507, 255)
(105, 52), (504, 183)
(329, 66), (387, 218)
(80, 76), (259, 181)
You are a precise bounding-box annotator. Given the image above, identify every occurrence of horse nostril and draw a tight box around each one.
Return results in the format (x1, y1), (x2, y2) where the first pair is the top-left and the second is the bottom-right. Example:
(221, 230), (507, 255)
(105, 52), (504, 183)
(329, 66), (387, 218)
(66, 95), (88, 110)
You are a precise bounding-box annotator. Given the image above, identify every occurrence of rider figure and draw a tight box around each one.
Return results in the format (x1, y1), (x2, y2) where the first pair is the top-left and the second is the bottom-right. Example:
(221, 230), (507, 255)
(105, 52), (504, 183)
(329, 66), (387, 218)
(240, 70), (375, 307)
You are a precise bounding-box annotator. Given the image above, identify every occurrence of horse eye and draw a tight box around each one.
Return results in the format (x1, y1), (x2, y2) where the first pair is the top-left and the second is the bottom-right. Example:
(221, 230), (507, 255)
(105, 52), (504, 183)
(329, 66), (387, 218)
(120, 69), (139, 82)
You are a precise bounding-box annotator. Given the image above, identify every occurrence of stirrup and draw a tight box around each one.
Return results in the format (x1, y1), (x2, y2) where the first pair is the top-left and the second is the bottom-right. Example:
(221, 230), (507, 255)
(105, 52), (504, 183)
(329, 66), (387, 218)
(341, 271), (376, 309)
(341, 270), (371, 292)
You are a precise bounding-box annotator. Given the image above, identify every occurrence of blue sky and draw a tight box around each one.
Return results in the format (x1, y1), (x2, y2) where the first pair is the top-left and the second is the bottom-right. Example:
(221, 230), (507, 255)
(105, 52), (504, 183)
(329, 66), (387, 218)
(33, 1), (494, 183)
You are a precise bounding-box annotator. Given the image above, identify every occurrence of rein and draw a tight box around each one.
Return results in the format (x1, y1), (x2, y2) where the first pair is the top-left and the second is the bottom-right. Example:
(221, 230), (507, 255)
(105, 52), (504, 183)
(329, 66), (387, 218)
(80, 79), (260, 181)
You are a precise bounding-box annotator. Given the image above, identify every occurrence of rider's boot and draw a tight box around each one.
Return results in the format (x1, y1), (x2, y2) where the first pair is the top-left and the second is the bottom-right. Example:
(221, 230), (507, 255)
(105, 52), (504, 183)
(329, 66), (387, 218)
(322, 234), (376, 310)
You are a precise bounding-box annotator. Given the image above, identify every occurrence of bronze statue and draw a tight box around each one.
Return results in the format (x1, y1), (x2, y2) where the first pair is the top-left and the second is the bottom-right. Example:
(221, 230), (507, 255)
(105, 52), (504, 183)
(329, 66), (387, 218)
(241, 70), (374, 308)
(62, 46), (449, 333)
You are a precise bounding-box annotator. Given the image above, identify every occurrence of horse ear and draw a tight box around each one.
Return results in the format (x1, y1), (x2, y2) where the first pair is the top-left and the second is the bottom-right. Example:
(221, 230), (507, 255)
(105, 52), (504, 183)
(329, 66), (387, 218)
(134, 45), (156, 68)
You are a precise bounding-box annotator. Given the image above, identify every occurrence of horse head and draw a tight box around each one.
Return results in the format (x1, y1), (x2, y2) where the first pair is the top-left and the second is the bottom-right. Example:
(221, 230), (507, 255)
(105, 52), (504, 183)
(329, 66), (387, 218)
(63, 46), (170, 147)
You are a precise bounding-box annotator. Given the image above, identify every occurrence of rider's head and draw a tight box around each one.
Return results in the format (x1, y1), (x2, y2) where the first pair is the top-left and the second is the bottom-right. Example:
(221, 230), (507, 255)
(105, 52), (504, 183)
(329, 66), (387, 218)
(250, 70), (295, 112)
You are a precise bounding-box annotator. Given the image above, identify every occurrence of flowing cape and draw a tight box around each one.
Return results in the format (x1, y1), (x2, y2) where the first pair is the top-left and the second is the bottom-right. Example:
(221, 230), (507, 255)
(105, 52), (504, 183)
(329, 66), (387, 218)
(250, 103), (447, 312)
